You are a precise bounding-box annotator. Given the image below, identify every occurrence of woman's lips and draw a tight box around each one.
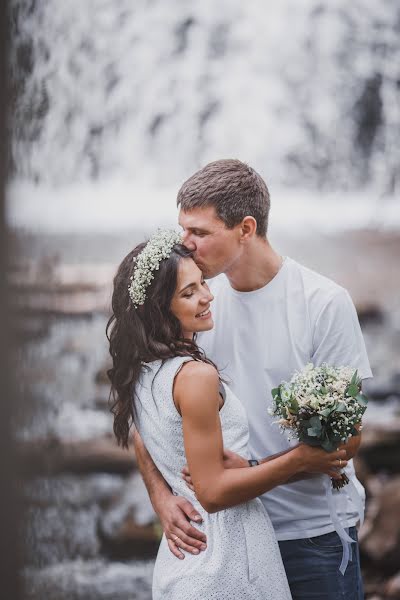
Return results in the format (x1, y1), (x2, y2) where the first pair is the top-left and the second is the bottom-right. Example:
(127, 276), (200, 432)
(196, 309), (211, 319)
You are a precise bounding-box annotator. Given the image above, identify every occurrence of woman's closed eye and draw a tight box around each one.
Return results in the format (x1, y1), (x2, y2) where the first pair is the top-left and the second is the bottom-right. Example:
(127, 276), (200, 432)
(181, 279), (208, 298)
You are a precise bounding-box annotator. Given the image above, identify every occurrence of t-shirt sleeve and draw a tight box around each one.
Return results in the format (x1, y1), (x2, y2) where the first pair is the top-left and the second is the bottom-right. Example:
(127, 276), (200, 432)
(311, 288), (372, 380)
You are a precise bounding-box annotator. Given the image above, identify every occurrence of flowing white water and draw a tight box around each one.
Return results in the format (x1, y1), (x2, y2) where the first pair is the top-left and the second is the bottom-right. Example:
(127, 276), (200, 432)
(8, 0), (400, 235)
(6, 178), (400, 233)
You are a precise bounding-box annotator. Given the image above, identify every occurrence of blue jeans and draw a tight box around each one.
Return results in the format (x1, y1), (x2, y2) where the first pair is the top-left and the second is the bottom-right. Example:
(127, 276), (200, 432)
(278, 527), (364, 599)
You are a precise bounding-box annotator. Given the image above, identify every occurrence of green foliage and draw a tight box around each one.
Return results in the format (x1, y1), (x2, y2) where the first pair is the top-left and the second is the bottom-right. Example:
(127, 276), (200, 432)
(356, 393), (368, 407)
(271, 387), (281, 400)
(347, 383), (359, 398)
(269, 364), (369, 453)
(289, 395), (299, 413)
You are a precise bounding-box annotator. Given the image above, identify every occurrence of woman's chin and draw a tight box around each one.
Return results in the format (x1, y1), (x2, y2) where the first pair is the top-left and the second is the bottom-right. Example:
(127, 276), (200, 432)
(195, 317), (214, 332)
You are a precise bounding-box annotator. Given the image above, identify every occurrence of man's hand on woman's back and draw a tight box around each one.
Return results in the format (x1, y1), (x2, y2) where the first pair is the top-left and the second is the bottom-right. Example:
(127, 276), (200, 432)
(154, 492), (207, 559)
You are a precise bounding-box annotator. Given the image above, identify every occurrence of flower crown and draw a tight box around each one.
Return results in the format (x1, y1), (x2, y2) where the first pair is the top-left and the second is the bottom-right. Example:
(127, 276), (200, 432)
(128, 229), (183, 308)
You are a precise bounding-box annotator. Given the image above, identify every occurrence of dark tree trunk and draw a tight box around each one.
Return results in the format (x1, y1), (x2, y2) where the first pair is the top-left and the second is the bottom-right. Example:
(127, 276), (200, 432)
(0, 2), (23, 598)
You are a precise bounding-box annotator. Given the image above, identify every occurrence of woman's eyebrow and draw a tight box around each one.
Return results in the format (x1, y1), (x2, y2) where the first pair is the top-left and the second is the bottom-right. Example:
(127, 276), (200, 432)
(178, 282), (196, 294)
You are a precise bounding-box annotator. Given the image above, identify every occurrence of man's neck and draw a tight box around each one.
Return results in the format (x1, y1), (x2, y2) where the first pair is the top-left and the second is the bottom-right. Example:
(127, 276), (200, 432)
(225, 238), (283, 293)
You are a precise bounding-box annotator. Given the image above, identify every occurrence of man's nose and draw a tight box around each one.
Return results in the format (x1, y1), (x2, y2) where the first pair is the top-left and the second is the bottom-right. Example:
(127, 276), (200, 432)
(182, 231), (196, 251)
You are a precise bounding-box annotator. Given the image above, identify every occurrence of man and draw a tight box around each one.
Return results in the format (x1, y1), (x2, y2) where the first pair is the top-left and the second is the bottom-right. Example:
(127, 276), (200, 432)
(134, 159), (371, 599)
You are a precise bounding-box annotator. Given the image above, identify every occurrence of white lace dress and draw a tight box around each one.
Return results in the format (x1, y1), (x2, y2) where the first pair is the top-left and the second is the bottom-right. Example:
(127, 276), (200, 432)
(135, 356), (292, 600)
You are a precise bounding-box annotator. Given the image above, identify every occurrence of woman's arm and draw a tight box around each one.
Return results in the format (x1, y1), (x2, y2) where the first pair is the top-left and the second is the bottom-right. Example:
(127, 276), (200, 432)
(182, 429), (360, 488)
(175, 361), (347, 514)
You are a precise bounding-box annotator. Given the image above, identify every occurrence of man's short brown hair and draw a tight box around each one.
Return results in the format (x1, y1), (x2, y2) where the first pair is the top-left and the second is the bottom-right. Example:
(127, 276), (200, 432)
(177, 159), (270, 237)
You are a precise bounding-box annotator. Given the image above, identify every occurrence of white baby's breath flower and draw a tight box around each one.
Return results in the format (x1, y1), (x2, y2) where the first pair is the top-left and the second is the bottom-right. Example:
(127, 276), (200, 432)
(128, 229), (183, 307)
(270, 363), (365, 450)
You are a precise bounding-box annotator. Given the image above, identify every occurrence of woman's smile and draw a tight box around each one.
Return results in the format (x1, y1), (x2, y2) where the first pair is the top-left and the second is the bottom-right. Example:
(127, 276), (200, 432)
(170, 258), (214, 336)
(196, 307), (212, 320)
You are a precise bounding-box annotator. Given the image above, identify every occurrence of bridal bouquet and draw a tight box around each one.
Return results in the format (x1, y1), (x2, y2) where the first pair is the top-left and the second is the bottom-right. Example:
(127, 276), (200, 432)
(270, 364), (368, 489)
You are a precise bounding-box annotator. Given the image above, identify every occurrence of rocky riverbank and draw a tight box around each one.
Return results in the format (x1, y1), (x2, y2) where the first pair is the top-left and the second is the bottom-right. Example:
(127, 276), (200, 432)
(10, 227), (400, 600)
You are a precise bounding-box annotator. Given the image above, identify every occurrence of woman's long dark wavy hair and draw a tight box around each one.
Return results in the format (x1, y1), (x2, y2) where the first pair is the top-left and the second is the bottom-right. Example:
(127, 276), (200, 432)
(106, 242), (216, 448)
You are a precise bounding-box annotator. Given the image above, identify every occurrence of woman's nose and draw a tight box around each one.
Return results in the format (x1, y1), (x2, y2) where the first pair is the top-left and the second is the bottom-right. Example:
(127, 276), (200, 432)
(200, 290), (214, 304)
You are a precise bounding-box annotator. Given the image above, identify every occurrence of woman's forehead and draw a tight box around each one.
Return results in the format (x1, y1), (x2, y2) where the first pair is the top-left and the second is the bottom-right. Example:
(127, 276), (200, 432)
(177, 257), (201, 282)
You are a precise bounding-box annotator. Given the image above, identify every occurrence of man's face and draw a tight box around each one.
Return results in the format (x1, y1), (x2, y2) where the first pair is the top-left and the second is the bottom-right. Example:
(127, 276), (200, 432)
(178, 206), (242, 278)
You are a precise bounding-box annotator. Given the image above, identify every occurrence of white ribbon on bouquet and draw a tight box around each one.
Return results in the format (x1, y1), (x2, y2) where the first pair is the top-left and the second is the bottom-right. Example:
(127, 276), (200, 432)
(323, 474), (365, 575)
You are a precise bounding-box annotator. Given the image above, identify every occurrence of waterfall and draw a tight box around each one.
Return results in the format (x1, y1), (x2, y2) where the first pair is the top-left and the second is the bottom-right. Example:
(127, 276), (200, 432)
(9, 0), (400, 193)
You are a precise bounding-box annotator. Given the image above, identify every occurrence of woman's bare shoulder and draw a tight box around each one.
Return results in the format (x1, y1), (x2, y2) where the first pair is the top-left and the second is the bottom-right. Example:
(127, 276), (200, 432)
(177, 359), (218, 380)
(174, 360), (219, 404)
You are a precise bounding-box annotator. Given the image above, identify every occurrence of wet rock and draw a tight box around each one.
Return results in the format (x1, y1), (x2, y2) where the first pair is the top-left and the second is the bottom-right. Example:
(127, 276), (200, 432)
(363, 576), (386, 600)
(95, 363), (112, 385)
(22, 559), (154, 600)
(24, 503), (102, 567)
(356, 303), (385, 326)
(17, 402), (112, 443)
(385, 572), (400, 599)
(358, 420), (400, 473)
(15, 314), (111, 423)
(360, 420), (400, 448)
(18, 435), (136, 476)
(360, 439), (400, 474)
(59, 335), (93, 356)
(364, 573), (400, 600)
(13, 288), (111, 316)
(101, 517), (160, 560)
(9, 261), (114, 292)
(359, 476), (400, 574)
(364, 376), (400, 402)
(93, 393), (111, 410)
(22, 474), (126, 567)
(100, 472), (158, 559)
(11, 314), (51, 341)
(9, 261), (114, 315)
(23, 474), (125, 507)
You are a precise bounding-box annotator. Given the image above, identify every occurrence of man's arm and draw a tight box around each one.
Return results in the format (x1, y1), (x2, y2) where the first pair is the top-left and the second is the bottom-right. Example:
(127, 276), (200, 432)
(133, 428), (171, 504)
(133, 430), (207, 558)
(311, 287), (371, 462)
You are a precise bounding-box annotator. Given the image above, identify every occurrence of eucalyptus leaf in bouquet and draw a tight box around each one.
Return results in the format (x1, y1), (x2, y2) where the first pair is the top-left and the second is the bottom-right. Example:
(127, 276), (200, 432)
(270, 364), (368, 489)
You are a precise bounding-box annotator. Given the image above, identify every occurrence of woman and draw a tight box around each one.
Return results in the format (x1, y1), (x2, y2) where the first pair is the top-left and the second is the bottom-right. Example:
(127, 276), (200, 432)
(107, 230), (347, 600)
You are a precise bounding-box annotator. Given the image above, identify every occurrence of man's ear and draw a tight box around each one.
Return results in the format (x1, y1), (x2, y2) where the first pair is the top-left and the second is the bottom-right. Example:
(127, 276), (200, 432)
(239, 216), (257, 242)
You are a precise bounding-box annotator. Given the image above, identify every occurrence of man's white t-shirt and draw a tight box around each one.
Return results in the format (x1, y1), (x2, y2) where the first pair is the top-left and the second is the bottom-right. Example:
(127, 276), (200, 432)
(198, 257), (372, 541)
